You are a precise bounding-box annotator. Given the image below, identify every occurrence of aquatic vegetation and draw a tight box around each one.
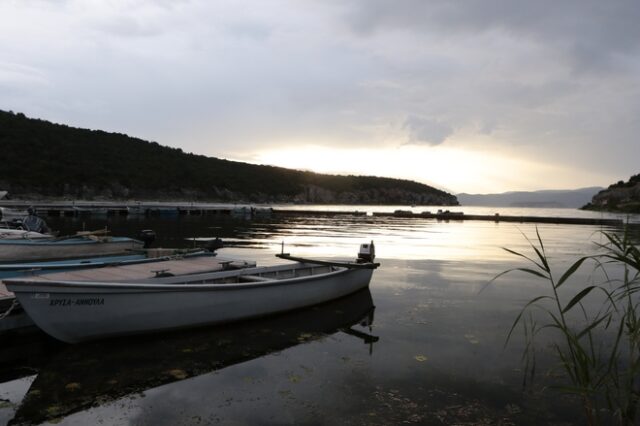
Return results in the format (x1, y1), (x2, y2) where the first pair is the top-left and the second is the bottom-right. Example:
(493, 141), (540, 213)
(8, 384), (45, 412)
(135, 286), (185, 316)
(64, 382), (82, 392)
(288, 374), (302, 384)
(167, 369), (188, 380)
(495, 227), (640, 425)
(0, 399), (15, 409)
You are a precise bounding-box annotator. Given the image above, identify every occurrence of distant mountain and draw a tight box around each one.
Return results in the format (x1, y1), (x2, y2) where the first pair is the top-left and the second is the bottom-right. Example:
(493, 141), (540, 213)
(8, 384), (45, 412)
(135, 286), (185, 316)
(0, 110), (458, 205)
(457, 187), (602, 209)
(582, 174), (640, 213)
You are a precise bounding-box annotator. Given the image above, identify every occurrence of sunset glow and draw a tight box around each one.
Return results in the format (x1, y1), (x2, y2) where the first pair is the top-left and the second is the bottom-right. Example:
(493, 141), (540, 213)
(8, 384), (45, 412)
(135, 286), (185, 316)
(251, 145), (610, 194)
(1, 0), (638, 193)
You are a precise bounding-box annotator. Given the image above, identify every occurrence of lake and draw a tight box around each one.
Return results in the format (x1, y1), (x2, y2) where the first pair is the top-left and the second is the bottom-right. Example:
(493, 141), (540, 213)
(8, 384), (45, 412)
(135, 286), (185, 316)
(1, 205), (639, 425)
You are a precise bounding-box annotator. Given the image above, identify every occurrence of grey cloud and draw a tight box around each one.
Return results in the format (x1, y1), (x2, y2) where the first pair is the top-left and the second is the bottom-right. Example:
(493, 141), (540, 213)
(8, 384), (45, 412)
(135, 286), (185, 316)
(342, 0), (640, 73)
(1, 0), (639, 189)
(94, 15), (166, 38)
(403, 116), (453, 146)
(225, 22), (273, 40)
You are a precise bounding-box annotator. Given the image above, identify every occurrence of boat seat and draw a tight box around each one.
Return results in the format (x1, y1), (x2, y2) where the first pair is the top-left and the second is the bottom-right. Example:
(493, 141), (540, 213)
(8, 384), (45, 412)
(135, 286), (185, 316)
(238, 275), (274, 282)
(219, 260), (233, 270)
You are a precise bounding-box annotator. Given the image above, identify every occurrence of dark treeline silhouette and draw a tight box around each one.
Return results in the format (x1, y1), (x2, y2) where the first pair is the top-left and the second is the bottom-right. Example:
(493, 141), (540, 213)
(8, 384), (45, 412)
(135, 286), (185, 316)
(0, 110), (457, 205)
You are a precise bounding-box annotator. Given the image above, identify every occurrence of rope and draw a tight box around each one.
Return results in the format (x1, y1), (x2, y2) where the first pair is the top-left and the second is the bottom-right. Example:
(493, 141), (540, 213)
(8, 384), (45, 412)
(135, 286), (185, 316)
(0, 298), (20, 320)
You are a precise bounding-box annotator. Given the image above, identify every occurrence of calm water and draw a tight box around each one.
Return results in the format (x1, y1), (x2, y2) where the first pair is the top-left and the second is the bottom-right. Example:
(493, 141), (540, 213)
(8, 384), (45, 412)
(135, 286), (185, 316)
(1, 206), (638, 425)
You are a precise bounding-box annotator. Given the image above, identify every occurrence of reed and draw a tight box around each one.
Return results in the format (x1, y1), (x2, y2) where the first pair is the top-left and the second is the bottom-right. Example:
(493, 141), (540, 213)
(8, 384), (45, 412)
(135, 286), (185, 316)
(494, 227), (640, 425)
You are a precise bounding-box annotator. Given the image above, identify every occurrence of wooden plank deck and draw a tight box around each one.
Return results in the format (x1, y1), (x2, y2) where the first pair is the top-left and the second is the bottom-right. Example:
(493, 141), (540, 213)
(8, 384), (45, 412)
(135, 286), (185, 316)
(11, 257), (253, 283)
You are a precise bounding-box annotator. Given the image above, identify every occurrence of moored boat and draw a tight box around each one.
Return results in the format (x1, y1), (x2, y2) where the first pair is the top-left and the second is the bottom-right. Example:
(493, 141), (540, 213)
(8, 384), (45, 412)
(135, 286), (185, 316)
(0, 247), (221, 279)
(0, 233), (144, 263)
(0, 227), (52, 240)
(0, 251), (255, 334)
(6, 288), (376, 425)
(4, 243), (380, 343)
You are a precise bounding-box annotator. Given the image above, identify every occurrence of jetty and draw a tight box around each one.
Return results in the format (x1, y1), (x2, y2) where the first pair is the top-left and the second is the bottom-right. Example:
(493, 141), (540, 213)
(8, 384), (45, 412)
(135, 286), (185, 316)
(0, 201), (625, 226)
(373, 210), (623, 226)
(272, 209), (367, 217)
(0, 201), (272, 218)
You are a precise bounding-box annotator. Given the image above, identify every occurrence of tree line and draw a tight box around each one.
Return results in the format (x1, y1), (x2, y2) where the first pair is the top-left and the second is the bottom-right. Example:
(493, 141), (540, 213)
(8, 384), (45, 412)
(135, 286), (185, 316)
(0, 110), (457, 204)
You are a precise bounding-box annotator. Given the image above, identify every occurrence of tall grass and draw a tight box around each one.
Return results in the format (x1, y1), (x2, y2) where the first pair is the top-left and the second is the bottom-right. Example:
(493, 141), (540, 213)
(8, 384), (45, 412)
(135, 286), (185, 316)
(494, 227), (640, 425)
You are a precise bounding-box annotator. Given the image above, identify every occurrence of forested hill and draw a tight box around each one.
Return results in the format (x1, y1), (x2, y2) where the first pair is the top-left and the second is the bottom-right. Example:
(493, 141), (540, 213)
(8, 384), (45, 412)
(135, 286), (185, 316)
(0, 110), (458, 205)
(582, 174), (640, 213)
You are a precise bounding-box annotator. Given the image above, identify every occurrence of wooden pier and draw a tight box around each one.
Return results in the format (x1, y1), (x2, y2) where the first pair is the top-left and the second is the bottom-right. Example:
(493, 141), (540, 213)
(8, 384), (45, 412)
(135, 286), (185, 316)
(0, 201), (272, 218)
(273, 209), (367, 217)
(372, 210), (623, 226)
(0, 201), (625, 226)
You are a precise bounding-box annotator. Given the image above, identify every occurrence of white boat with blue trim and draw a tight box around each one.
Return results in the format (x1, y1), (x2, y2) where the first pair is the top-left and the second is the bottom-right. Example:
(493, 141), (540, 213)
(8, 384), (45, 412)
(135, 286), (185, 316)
(4, 242), (379, 343)
(0, 248), (220, 279)
(0, 232), (144, 263)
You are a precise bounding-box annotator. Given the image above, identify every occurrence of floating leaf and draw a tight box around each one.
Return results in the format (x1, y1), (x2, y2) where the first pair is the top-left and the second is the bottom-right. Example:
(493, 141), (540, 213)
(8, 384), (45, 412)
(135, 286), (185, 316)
(288, 374), (302, 383)
(46, 405), (63, 416)
(464, 334), (480, 344)
(167, 369), (188, 379)
(64, 382), (81, 391)
(0, 400), (15, 409)
(297, 333), (313, 342)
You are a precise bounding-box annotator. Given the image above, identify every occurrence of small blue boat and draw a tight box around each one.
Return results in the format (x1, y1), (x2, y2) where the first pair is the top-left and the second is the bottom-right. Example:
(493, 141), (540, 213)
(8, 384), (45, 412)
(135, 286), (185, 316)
(0, 248), (215, 279)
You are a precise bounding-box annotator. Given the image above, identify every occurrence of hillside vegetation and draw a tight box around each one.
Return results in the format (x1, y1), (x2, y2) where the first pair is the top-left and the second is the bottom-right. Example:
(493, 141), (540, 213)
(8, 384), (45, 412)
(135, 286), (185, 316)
(0, 110), (457, 205)
(582, 174), (640, 213)
(457, 187), (602, 208)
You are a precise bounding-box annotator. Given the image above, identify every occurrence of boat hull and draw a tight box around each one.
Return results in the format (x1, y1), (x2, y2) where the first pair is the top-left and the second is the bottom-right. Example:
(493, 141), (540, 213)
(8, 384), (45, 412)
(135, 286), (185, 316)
(0, 228), (51, 239)
(0, 249), (222, 280)
(7, 266), (374, 343)
(0, 237), (144, 262)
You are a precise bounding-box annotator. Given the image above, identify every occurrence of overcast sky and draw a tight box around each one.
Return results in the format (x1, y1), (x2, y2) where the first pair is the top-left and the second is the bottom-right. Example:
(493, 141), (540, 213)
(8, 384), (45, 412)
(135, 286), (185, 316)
(1, 0), (639, 193)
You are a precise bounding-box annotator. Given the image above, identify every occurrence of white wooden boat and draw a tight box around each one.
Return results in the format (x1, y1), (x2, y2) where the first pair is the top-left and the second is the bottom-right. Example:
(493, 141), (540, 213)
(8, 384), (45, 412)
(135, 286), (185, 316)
(8, 288), (376, 425)
(0, 254), (256, 334)
(4, 245), (379, 343)
(0, 234), (144, 262)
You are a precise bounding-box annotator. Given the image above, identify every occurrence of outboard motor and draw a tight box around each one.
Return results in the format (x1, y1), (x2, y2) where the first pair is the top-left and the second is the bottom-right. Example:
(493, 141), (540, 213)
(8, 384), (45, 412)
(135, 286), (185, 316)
(204, 237), (224, 253)
(357, 240), (375, 263)
(138, 229), (156, 248)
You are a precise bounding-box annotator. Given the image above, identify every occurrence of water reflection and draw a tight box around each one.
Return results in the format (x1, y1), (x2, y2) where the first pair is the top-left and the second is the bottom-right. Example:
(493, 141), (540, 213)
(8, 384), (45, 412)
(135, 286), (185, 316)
(2, 210), (637, 425)
(6, 290), (375, 425)
(45, 213), (629, 264)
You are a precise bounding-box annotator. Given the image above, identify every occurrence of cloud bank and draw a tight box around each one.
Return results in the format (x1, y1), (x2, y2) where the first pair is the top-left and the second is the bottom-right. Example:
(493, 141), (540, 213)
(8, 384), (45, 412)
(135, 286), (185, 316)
(0, 0), (638, 192)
